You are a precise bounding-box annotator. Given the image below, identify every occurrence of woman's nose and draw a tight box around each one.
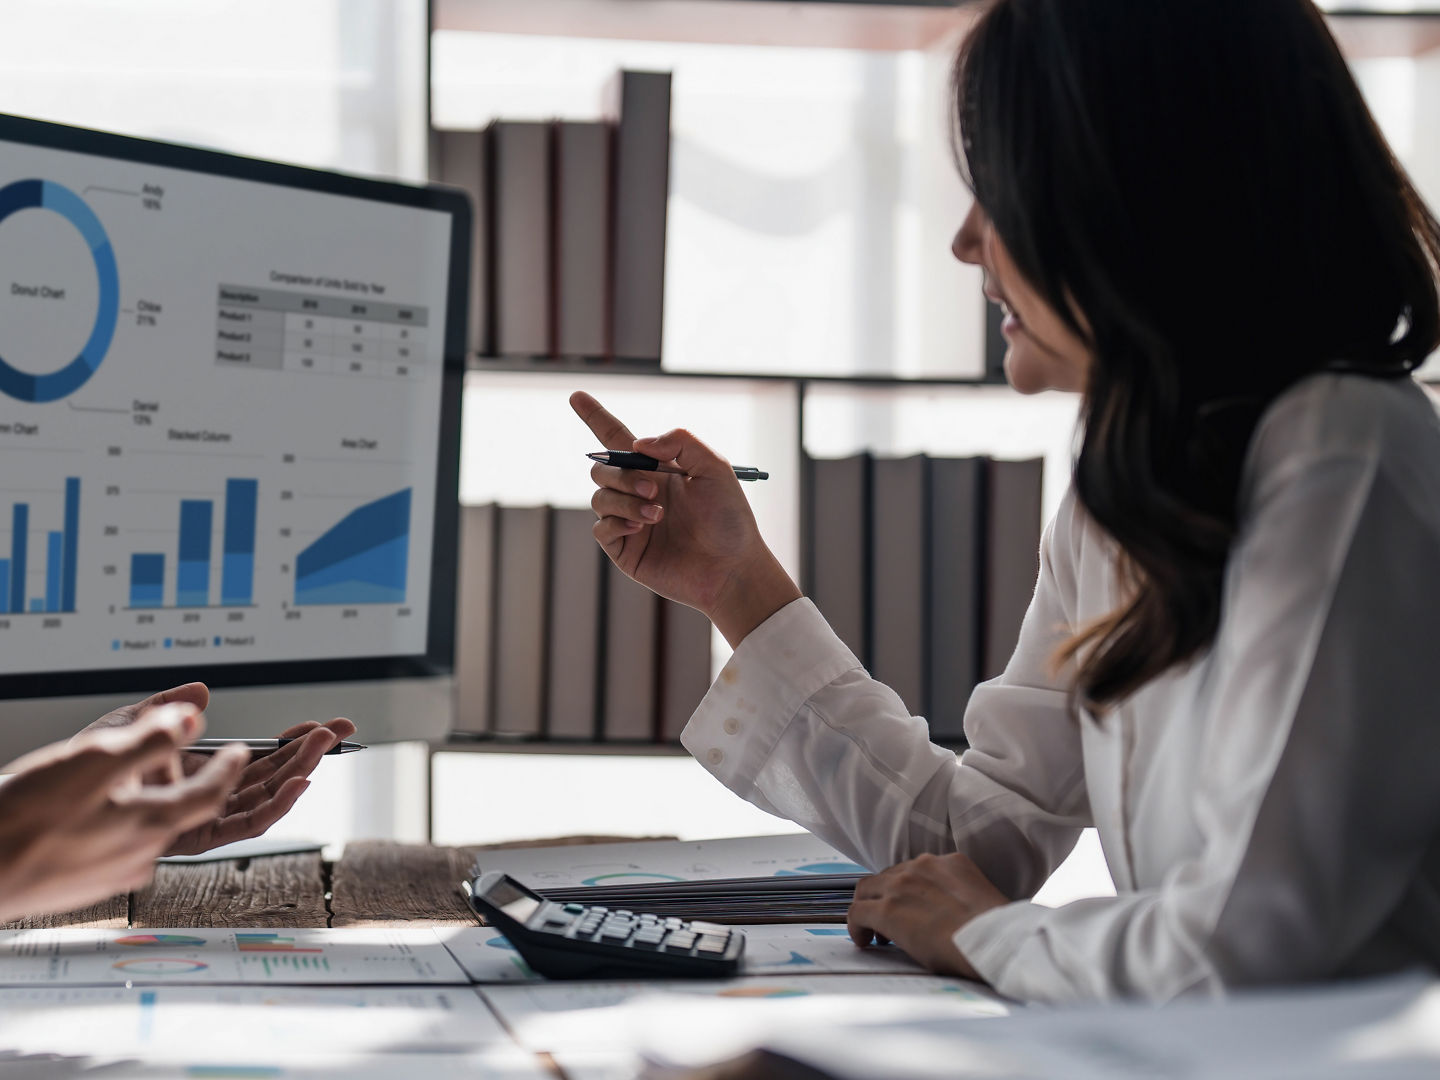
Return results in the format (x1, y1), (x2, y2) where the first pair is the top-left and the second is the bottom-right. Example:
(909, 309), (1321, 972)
(952, 201), (987, 266)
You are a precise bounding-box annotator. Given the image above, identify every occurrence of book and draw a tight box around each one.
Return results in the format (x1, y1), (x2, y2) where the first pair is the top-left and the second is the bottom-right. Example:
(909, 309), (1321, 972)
(927, 456), (985, 742)
(983, 458), (1044, 680)
(491, 505), (551, 736)
(544, 507), (605, 741)
(453, 503), (496, 734)
(488, 120), (552, 359)
(805, 453), (871, 664)
(433, 128), (490, 357)
(554, 120), (613, 360)
(604, 70), (672, 364)
(601, 560), (659, 741)
(657, 600), (715, 743)
(868, 455), (929, 717)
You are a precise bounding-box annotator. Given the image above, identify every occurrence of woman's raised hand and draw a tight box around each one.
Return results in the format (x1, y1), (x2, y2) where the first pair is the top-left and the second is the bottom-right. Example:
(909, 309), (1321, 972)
(570, 391), (801, 647)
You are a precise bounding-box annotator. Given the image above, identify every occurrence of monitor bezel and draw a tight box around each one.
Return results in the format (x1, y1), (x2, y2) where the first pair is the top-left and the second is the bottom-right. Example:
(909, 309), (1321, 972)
(0, 112), (468, 702)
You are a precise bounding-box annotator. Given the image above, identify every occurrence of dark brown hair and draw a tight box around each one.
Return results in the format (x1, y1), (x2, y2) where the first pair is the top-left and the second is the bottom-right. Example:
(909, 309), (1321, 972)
(952, 0), (1440, 707)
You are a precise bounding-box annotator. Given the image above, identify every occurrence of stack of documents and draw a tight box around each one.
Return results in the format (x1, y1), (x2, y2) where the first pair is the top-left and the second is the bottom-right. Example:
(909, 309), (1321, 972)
(537, 873), (862, 923)
(470, 833), (871, 923)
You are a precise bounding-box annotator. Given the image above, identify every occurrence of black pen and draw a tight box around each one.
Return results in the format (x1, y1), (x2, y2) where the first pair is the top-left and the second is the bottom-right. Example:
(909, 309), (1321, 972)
(587, 450), (769, 482)
(185, 738), (367, 757)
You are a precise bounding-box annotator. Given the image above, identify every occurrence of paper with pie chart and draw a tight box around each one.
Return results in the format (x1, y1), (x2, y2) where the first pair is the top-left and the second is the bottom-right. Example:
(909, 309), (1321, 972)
(474, 833), (867, 889)
(0, 927), (469, 986)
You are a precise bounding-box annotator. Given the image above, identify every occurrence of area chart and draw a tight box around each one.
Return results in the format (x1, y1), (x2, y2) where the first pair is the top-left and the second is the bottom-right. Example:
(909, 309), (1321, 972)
(294, 488), (411, 605)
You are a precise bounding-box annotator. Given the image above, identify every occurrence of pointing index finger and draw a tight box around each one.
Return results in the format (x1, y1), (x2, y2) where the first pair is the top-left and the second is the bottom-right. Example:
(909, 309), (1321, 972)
(570, 391), (638, 452)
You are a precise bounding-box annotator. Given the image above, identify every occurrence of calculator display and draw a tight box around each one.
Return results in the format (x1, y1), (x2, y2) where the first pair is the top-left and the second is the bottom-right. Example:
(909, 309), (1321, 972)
(484, 877), (542, 923)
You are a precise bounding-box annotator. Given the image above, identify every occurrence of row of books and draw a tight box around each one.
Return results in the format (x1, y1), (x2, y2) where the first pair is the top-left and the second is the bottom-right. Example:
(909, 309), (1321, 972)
(454, 453), (1041, 747)
(432, 69), (672, 365)
(805, 453), (1044, 743)
(453, 504), (713, 743)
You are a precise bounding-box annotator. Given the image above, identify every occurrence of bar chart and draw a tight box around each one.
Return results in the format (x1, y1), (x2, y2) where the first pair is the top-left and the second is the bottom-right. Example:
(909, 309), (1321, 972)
(294, 488), (411, 606)
(128, 478), (258, 609)
(1, 478), (80, 615)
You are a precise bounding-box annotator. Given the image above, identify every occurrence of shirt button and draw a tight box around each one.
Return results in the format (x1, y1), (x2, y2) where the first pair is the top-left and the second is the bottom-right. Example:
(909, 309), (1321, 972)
(723, 716), (741, 735)
(706, 748), (724, 765)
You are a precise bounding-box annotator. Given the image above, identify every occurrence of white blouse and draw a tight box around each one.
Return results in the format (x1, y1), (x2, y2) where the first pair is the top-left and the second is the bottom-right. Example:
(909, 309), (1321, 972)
(682, 373), (1440, 1004)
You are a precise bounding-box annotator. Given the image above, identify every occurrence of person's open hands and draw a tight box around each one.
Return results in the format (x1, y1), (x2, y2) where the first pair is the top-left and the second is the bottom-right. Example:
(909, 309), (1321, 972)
(0, 703), (247, 923)
(571, 391), (801, 646)
(81, 682), (357, 856)
(846, 852), (1009, 980)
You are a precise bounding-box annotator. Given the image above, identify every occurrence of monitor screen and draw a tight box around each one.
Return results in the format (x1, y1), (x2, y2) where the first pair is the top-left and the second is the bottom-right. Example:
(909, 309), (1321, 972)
(0, 114), (467, 707)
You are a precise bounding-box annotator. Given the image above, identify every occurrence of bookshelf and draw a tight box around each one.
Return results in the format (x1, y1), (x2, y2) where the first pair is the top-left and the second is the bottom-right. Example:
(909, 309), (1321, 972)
(427, 4), (1440, 762)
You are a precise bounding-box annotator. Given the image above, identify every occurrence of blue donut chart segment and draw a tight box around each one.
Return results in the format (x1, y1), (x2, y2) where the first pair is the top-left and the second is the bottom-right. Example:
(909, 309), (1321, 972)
(0, 178), (119, 403)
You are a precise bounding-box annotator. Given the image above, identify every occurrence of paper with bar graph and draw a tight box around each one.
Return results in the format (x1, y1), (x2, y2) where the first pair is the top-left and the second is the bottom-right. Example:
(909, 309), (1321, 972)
(0, 928), (469, 986)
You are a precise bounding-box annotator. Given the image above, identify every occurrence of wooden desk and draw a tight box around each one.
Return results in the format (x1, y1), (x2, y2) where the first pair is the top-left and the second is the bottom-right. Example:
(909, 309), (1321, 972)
(1, 836), (672, 931)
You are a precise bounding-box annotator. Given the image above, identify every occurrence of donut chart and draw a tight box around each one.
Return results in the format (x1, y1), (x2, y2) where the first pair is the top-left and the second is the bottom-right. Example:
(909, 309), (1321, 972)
(0, 178), (119, 403)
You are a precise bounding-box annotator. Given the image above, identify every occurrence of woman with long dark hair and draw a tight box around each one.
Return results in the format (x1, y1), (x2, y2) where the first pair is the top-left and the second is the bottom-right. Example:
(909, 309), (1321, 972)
(572, 0), (1440, 1002)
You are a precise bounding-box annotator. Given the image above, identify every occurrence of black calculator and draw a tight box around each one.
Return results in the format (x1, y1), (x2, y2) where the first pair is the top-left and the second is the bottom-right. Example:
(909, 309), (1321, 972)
(462, 871), (746, 980)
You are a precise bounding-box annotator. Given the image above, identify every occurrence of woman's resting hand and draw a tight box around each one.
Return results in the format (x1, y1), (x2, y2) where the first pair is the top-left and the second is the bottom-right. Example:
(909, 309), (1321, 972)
(847, 852), (1009, 980)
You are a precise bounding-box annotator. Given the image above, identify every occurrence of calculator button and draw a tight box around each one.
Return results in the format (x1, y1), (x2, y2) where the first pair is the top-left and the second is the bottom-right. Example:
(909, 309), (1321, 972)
(600, 926), (632, 942)
(664, 918), (683, 930)
(696, 935), (730, 955)
(689, 921), (729, 935)
(663, 932), (697, 952)
(563, 903), (585, 914)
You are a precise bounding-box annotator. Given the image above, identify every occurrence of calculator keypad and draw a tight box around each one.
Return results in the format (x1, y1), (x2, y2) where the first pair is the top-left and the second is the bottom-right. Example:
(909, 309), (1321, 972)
(532, 903), (738, 960)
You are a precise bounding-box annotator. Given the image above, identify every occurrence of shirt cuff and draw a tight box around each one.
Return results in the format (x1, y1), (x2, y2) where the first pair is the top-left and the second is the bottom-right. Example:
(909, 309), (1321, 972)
(681, 597), (864, 798)
(952, 900), (1052, 1000)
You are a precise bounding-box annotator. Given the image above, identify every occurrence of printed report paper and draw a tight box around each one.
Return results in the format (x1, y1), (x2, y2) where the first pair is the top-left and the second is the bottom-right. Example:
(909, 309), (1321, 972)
(0, 928), (470, 986)
(0, 985), (513, 1059)
(482, 974), (1009, 1052)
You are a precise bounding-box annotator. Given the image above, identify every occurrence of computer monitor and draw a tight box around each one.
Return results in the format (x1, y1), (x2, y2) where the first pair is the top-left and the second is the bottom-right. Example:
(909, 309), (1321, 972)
(0, 113), (468, 762)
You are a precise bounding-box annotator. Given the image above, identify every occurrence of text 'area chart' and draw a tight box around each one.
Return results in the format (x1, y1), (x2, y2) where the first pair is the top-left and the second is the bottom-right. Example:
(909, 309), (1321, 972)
(0, 137), (452, 676)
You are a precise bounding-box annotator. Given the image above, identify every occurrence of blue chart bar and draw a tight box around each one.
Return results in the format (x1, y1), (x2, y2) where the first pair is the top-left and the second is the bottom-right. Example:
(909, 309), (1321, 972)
(9, 503), (27, 615)
(177, 500), (213, 607)
(45, 531), (61, 611)
(62, 477), (79, 612)
(295, 488), (411, 606)
(130, 553), (164, 608)
(221, 479), (258, 606)
(2, 478), (81, 615)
